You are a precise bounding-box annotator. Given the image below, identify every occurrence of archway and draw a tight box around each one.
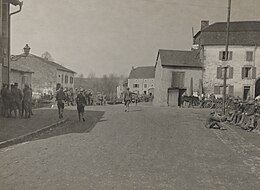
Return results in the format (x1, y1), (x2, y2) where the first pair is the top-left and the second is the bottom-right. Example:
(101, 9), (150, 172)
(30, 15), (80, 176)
(255, 78), (260, 97)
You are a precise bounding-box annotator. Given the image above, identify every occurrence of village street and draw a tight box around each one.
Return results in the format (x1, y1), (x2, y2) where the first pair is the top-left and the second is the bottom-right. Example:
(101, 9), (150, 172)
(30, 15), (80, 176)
(0, 104), (260, 190)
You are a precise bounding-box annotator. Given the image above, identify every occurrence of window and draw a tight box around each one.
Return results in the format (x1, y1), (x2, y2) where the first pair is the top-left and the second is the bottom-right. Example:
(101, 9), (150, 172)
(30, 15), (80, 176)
(133, 84), (139, 88)
(65, 75), (68, 84)
(242, 66), (256, 79)
(172, 72), (185, 88)
(70, 76), (74, 84)
(214, 85), (233, 95)
(219, 51), (232, 61)
(216, 66), (233, 79)
(61, 74), (64, 83)
(246, 51), (253, 61)
(144, 84), (147, 88)
(245, 67), (251, 78)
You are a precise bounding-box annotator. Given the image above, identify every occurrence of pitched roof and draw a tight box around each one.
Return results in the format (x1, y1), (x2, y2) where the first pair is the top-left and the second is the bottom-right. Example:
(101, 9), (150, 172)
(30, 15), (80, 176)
(10, 61), (34, 73)
(128, 66), (155, 79)
(157, 49), (202, 68)
(11, 53), (76, 73)
(194, 21), (260, 46)
(202, 21), (260, 32)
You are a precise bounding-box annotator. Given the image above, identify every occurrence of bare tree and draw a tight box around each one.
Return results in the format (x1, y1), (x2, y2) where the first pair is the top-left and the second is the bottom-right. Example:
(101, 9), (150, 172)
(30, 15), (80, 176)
(41, 51), (54, 62)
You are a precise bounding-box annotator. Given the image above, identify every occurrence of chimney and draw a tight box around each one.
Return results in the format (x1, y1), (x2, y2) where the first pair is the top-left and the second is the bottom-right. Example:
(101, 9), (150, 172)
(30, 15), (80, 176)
(23, 44), (31, 55)
(201, 20), (209, 31)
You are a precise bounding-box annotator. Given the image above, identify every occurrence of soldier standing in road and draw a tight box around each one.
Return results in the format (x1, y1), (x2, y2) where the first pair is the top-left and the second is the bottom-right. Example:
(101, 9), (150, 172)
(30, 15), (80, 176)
(56, 86), (66, 118)
(23, 84), (32, 118)
(76, 89), (87, 121)
(123, 88), (134, 112)
(11, 83), (23, 118)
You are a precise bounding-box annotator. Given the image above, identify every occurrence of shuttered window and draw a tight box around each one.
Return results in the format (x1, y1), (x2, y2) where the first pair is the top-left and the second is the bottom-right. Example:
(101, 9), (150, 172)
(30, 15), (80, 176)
(228, 67), (234, 79)
(216, 67), (222, 79)
(228, 85), (234, 96)
(214, 86), (220, 94)
(241, 66), (256, 79)
(246, 51), (253, 61)
(219, 51), (233, 61)
(172, 72), (185, 88)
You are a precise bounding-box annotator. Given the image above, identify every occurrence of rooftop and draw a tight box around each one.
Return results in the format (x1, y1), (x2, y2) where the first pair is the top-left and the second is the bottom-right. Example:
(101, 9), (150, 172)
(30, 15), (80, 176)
(157, 49), (202, 68)
(194, 21), (260, 46)
(129, 66), (155, 79)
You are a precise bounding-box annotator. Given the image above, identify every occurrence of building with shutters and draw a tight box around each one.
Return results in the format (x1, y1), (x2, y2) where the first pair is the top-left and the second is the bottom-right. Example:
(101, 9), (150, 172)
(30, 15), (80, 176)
(128, 66), (155, 95)
(10, 44), (76, 95)
(194, 21), (260, 100)
(153, 49), (203, 107)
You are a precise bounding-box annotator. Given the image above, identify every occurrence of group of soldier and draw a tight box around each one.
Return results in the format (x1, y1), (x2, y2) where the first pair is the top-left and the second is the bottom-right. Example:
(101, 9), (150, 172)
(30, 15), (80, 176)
(1, 83), (33, 119)
(206, 97), (260, 133)
(55, 86), (96, 121)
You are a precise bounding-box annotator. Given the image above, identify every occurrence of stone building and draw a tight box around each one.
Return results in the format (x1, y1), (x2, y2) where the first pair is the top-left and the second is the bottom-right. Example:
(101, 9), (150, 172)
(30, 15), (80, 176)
(10, 61), (33, 89)
(10, 45), (76, 95)
(194, 21), (260, 99)
(128, 66), (155, 95)
(153, 49), (203, 107)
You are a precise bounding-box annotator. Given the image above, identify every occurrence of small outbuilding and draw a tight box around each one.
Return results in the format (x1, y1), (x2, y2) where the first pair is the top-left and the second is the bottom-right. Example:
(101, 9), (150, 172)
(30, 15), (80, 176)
(153, 49), (203, 107)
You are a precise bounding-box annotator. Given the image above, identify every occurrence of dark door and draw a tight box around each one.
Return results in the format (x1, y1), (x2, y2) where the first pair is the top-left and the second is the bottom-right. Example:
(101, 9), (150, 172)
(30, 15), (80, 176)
(255, 79), (260, 97)
(243, 86), (250, 100)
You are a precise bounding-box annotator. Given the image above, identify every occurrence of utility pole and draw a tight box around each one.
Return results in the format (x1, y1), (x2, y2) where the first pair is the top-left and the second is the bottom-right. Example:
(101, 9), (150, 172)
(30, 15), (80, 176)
(222, 0), (232, 115)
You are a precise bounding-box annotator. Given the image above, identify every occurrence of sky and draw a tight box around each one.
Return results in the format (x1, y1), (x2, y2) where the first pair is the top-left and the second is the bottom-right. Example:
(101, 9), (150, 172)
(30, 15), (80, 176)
(10, 0), (260, 77)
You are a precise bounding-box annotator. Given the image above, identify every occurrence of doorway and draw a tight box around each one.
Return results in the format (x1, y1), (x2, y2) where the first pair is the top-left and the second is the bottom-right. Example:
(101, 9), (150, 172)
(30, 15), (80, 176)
(243, 86), (250, 100)
(255, 79), (260, 97)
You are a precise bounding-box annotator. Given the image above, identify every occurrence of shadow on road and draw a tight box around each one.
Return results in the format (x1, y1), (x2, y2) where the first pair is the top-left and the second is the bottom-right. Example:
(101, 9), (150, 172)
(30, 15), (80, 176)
(31, 110), (105, 142)
(0, 109), (105, 149)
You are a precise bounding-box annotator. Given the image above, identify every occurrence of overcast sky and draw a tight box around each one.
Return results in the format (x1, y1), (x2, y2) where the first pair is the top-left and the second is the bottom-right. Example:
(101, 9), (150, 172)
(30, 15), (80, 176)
(10, 0), (260, 77)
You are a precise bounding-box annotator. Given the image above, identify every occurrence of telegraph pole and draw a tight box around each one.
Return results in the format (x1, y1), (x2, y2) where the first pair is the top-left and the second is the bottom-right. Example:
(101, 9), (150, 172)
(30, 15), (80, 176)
(222, 0), (232, 114)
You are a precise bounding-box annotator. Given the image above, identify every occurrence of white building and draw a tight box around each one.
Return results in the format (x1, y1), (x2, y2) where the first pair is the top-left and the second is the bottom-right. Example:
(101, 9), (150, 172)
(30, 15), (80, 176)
(128, 66), (155, 95)
(194, 21), (260, 99)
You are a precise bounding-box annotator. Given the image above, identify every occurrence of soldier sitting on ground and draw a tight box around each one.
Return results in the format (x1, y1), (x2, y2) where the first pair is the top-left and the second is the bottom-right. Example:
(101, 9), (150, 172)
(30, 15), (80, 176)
(205, 110), (227, 130)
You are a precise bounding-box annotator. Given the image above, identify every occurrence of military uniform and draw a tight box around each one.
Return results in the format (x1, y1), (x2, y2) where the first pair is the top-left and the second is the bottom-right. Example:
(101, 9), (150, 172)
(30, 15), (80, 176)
(76, 92), (86, 121)
(56, 88), (66, 118)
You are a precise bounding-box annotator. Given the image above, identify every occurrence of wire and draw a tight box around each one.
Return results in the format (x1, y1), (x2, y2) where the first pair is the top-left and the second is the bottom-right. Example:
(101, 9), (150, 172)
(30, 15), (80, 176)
(133, 0), (227, 9)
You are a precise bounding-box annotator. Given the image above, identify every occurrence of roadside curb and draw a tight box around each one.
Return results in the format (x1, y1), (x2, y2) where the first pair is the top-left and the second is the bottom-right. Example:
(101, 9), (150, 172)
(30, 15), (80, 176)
(0, 119), (68, 149)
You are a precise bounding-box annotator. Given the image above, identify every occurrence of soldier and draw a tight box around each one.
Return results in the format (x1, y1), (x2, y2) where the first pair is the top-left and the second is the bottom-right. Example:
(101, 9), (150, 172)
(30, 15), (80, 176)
(56, 86), (66, 118)
(23, 84), (32, 118)
(76, 88), (86, 121)
(123, 88), (135, 112)
(11, 83), (23, 118)
(1, 84), (10, 117)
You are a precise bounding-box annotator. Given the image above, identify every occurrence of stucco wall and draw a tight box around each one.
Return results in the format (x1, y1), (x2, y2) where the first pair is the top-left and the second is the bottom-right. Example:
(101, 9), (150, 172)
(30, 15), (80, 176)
(128, 78), (154, 95)
(153, 56), (202, 106)
(10, 71), (32, 90)
(203, 45), (260, 98)
(56, 70), (75, 89)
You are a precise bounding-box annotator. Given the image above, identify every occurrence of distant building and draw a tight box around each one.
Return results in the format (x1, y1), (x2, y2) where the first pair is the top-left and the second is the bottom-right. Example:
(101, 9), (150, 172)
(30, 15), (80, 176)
(194, 21), (260, 99)
(153, 49), (203, 106)
(10, 44), (76, 94)
(117, 79), (128, 98)
(128, 66), (155, 95)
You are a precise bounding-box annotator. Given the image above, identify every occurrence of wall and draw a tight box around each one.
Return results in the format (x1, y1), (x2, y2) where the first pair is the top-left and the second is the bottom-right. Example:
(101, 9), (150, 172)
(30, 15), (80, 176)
(11, 55), (57, 94)
(153, 55), (203, 106)
(128, 78), (155, 95)
(203, 45), (260, 98)
(56, 70), (75, 89)
(10, 70), (32, 90)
